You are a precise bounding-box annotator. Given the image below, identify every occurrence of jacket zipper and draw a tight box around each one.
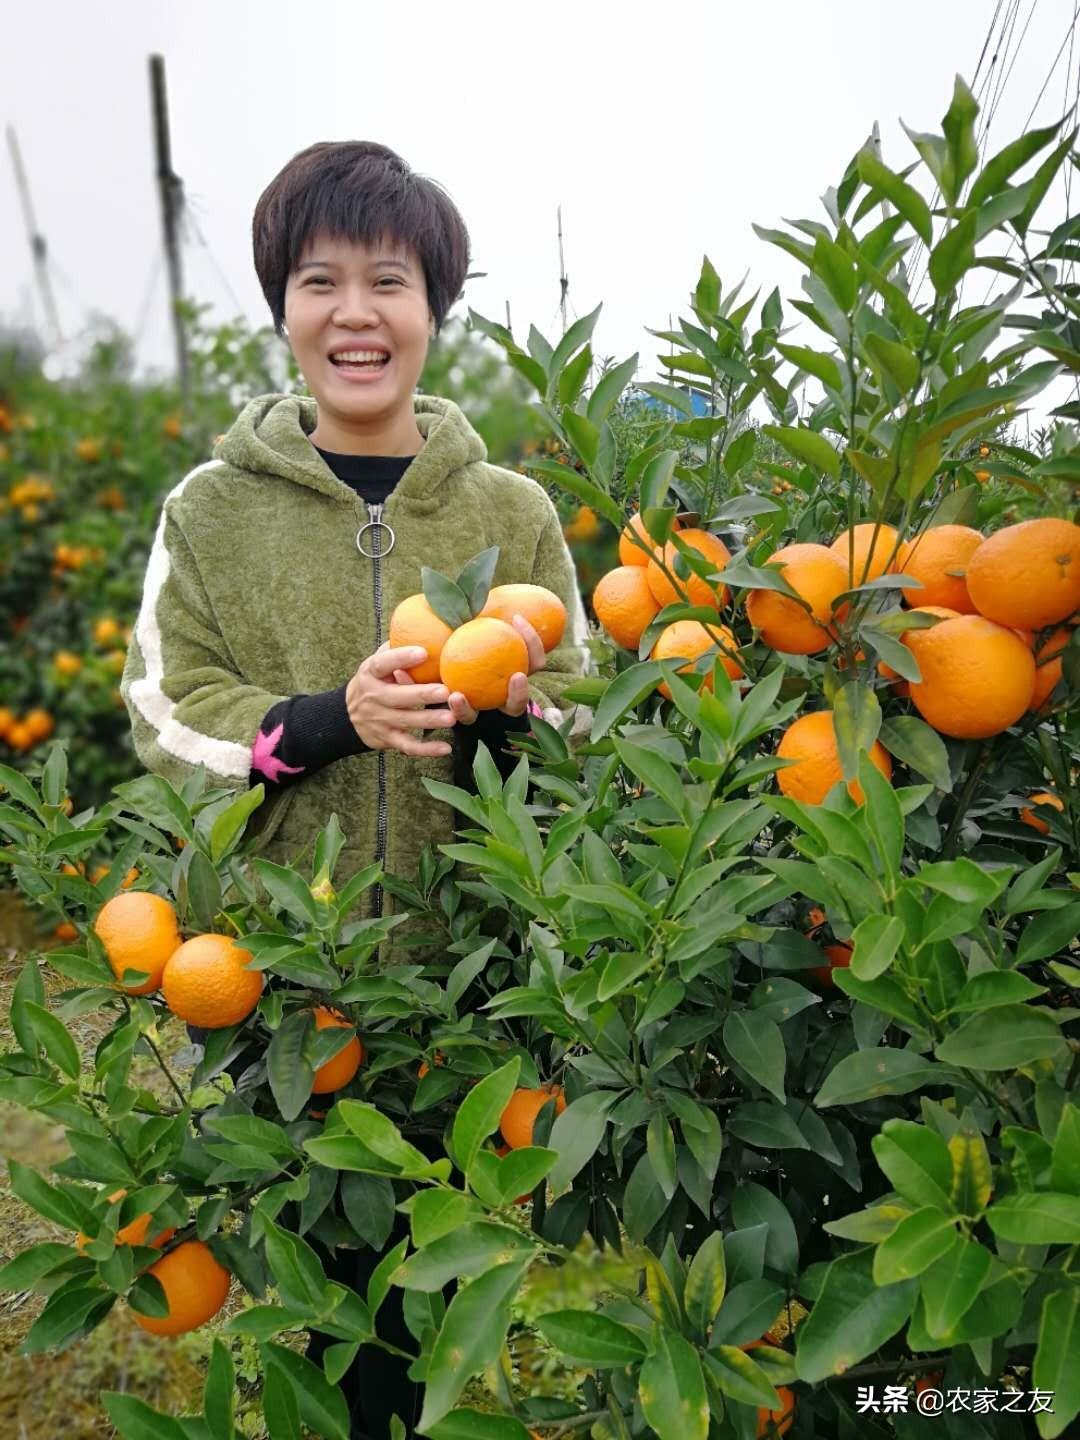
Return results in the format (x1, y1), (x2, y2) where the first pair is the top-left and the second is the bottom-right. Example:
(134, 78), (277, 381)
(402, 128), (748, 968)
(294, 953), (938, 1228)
(368, 501), (388, 920)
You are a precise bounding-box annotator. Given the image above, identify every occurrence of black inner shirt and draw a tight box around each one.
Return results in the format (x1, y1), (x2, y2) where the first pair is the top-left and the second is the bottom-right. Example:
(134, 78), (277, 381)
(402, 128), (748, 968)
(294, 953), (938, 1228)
(314, 447), (413, 505)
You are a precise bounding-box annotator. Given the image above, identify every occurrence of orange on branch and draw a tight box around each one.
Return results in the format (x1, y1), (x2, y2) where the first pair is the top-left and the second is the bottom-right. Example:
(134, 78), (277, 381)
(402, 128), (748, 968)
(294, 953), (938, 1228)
(592, 566), (660, 651)
(650, 620), (741, 698)
(646, 529), (731, 610)
(829, 522), (898, 584)
(439, 617), (529, 711)
(756, 1386), (796, 1437)
(776, 710), (892, 806)
(76, 1188), (176, 1252)
(896, 525), (983, 613)
(161, 933), (264, 1028)
(1020, 791), (1064, 835)
(966, 517), (1080, 630)
(499, 1085), (567, 1149)
(131, 1240), (231, 1336)
(1030, 626), (1073, 711)
(619, 510), (680, 567)
(809, 942), (853, 988)
(93, 891), (182, 996)
(907, 615), (1035, 739)
(480, 583), (567, 652)
(388, 593), (454, 683)
(310, 1006), (364, 1094)
(746, 543), (848, 654)
(876, 606), (960, 686)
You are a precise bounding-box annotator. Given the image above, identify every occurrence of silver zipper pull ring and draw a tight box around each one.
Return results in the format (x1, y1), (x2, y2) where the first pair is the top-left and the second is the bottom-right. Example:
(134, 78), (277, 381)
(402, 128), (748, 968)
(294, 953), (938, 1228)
(356, 519), (395, 558)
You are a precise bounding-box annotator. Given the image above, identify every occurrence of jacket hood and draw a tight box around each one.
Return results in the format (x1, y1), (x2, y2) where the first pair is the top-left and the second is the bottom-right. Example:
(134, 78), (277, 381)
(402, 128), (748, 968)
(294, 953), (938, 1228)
(213, 392), (488, 505)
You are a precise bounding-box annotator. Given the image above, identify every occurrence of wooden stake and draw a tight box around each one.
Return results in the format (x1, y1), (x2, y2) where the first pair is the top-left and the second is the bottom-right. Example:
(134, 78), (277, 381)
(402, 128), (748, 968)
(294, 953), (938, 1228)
(557, 205), (569, 336)
(149, 54), (189, 398)
(6, 126), (63, 347)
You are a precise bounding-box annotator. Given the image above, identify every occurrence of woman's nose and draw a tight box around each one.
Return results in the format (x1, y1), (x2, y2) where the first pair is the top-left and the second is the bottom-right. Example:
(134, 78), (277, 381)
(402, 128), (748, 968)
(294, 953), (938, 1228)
(332, 287), (382, 328)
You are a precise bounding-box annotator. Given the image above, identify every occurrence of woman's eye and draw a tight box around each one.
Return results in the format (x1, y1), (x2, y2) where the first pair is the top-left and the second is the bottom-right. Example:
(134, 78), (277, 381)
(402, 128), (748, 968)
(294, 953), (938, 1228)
(378, 277), (403, 286)
(307, 277), (331, 287)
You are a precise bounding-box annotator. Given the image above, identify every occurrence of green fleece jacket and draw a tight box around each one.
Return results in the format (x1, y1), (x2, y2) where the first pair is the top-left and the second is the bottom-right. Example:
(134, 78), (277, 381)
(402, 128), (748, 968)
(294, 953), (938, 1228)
(121, 393), (592, 954)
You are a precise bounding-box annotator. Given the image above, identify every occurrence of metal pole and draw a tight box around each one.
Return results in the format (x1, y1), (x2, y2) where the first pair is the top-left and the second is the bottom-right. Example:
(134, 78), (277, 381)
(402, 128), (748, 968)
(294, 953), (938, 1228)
(149, 54), (189, 397)
(557, 205), (568, 337)
(6, 126), (63, 347)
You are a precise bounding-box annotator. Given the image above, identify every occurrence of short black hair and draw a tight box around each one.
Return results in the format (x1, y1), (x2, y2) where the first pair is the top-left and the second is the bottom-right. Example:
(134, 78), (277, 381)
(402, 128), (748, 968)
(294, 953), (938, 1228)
(252, 141), (471, 337)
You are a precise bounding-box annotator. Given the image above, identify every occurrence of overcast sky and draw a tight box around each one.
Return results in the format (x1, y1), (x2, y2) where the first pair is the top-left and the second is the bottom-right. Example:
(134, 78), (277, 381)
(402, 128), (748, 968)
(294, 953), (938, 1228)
(3, 0), (1077, 404)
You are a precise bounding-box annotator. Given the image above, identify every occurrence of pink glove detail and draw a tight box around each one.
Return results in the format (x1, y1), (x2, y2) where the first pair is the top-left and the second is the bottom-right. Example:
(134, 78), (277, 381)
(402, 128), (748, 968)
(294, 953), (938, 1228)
(251, 723), (305, 782)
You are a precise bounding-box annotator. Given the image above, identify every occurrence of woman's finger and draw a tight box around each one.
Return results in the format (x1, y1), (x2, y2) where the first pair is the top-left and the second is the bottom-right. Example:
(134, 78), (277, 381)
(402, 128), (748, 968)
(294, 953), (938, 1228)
(448, 691), (478, 725)
(391, 731), (454, 758)
(512, 614), (547, 674)
(382, 680), (451, 709)
(500, 673), (529, 716)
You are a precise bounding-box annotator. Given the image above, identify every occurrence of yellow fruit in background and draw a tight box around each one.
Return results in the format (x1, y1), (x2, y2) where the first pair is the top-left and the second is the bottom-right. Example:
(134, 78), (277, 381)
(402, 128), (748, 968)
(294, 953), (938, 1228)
(23, 709), (55, 743)
(0, 707), (14, 739)
(54, 651), (82, 677)
(388, 593), (454, 683)
(746, 544), (848, 654)
(439, 617), (529, 711)
(74, 437), (103, 463)
(480, 583), (567, 652)
(93, 617), (121, 646)
(592, 566), (661, 651)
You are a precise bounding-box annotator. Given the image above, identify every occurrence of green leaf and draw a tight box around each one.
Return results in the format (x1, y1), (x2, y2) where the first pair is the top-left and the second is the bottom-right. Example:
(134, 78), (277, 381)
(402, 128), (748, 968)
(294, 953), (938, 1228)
(761, 424), (840, 478)
(1017, 903), (1080, 967)
(266, 1011), (316, 1124)
(614, 738), (687, 820)
(730, 1182), (799, 1276)
(723, 1010), (786, 1102)
(919, 1237), (992, 1339)
(8, 1159), (88, 1230)
(640, 1329), (710, 1440)
(929, 210), (977, 294)
(726, 1101), (808, 1151)
(816, 1048), (949, 1107)
(262, 1219), (329, 1313)
(261, 1341), (350, 1440)
(704, 1346), (782, 1410)
(338, 1101), (433, 1174)
(101, 1394), (187, 1440)
(969, 120), (1064, 205)
(949, 970), (1047, 1013)
(548, 304), (602, 383)
(941, 75), (979, 200)
(418, 1259), (531, 1430)
(203, 1338), (236, 1440)
(856, 147), (933, 244)
(872, 1207), (957, 1284)
(251, 859), (320, 927)
(832, 681), (881, 783)
(452, 1057), (520, 1177)
(590, 660), (666, 741)
(776, 342), (843, 392)
(426, 1412), (532, 1440)
(985, 1192), (1080, 1244)
(684, 1231), (727, 1336)
(0, 1242), (79, 1291)
(878, 716), (952, 790)
(1033, 1286), (1080, 1438)
(455, 546), (501, 615)
(396, 1221), (534, 1293)
(409, 1191), (481, 1249)
(795, 1249), (917, 1383)
(536, 1309), (648, 1367)
(935, 1006), (1066, 1071)
(340, 1173), (396, 1249)
(858, 752), (904, 881)
(918, 858), (1000, 906)
(209, 786), (265, 864)
(812, 233), (858, 310)
(865, 333), (920, 393)
(647, 1113), (678, 1201)
(1051, 1105), (1080, 1196)
(24, 1002), (81, 1081)
(263, 1363), (302, 1440)
(546, 1091), (616, 1196)
(850, 913), (905, 982)
(872, 1120), (953, 1211)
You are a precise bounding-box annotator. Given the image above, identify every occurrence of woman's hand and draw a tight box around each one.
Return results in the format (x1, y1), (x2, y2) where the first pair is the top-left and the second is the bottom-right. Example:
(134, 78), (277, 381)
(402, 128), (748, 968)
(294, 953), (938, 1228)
(392, 613), (547, 725)
(345, 645), (456, 757)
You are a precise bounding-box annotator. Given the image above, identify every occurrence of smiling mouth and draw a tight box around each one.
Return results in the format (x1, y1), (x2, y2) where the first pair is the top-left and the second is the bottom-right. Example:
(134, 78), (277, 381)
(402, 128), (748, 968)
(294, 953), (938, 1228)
(329, 352), (391, 371)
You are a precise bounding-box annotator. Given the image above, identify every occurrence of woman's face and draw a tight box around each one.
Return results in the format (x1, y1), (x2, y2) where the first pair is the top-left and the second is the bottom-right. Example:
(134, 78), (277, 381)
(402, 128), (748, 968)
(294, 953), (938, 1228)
(283, 230), (433, 437)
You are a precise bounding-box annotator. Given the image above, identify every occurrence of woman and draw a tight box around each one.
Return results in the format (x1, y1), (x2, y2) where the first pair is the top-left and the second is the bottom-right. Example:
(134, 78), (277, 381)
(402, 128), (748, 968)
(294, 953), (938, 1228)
(120, 141), (592, 1437)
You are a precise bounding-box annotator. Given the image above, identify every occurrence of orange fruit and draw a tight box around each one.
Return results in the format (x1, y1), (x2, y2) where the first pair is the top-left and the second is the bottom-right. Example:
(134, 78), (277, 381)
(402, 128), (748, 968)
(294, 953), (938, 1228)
(132, 1239), (231, 1336)
(61, 861), (86, 877)
(776, 710), (892, 806)
(1030, 627), (1073, 711)
(974, 469), (991, 483)
(877, 606), (960, 687)
(592, 566), (661, 651)
(417, 1050), (445, 1079)
(966, 517), (1080, 630)
(829, 522), (898, 584)
(480, 583), (567, 652)
(439, 617), (529, 711)
(499, 1085), (567, 1149)
(161, 933), (264, 1027)
(0, 706), (14, 739)
(619, 510), (681, 567)
(22, 708), (54, 743)
(896, 525), (983, 613)
(93, 617), (121, 646)
(53, 921), (78, 942)
(6, 721), (34, 752)
(756, 1386), (796, 1437)
(1020, 791), (1064, 835)
(809, 942), (853, 988)
(388, 593), (454, 683)
(93, 891), (182, 996)
(121, 867), (139, 889)
(76, 1188), (176, 1252)
(907, 615), (1035, 739)
(746, 544), (849, 654)
(311, 1006), (364, 1094)
(54, 650), (82, 677)
(916, 1370), (945, 1396)
(650, 620), (741, 699)
(646, 529), (731, 610)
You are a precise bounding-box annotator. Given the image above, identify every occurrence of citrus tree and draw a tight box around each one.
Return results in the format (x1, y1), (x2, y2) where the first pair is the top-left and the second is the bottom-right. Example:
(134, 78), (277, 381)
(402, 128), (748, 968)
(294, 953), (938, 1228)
(2, 75), (1080, 1440)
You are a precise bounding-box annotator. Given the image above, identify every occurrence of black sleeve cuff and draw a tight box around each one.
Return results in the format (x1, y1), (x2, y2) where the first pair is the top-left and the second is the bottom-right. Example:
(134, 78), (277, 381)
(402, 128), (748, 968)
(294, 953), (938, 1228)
(453, 708), (531, 788)
(249, 685), (369, 790)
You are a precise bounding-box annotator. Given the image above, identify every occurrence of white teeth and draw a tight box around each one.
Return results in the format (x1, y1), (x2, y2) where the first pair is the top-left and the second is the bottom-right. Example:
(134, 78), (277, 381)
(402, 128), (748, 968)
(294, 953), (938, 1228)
(332, 351), (389, 363)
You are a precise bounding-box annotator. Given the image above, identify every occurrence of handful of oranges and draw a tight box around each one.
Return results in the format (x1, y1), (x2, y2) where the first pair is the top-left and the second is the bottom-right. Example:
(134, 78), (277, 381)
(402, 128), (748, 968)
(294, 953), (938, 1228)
(388, 545), (566, 711)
